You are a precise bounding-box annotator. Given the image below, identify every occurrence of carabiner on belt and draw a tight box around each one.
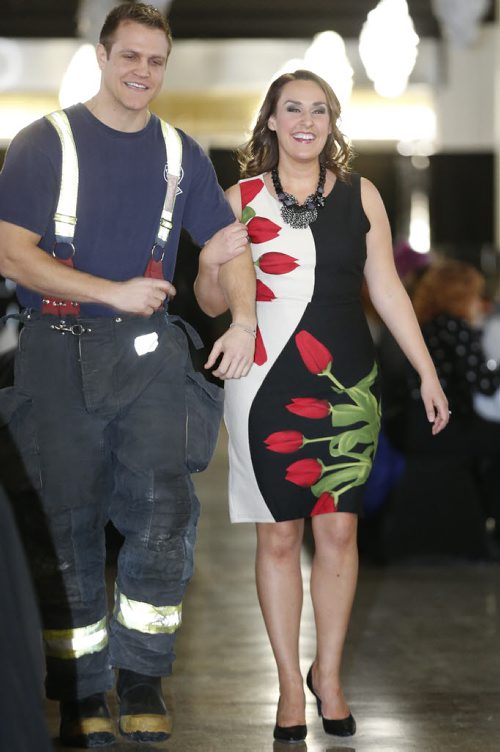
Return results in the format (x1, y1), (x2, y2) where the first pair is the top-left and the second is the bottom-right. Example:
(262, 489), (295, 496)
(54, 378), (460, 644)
(49, 322), (91, 336)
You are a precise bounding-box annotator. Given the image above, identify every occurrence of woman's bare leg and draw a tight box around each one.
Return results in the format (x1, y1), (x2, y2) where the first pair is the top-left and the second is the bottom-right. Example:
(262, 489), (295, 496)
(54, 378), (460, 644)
(255, 519), (306, 727)
(309, 512), (358, 719)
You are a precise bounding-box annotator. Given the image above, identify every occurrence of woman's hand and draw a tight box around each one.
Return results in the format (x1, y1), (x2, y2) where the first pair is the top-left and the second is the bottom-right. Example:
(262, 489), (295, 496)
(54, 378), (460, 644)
(200, 220), (249, 269)
(420, 374), (450, 435)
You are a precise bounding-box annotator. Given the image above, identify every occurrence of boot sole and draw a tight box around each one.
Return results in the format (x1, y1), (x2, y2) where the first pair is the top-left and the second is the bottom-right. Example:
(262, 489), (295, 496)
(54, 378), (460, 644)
(119, 713), (172, 742)
(60, 717), (116, 748)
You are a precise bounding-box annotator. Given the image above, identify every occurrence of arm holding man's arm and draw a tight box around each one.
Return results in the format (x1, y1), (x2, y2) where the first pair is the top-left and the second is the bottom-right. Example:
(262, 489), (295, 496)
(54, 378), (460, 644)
(194, 218), (250, 317)
(194, 184), (257, 380)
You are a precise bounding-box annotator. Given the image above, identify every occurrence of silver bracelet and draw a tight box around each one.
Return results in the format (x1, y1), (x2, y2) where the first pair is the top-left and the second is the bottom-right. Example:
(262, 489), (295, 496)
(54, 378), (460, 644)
(229, 322), (257, 338)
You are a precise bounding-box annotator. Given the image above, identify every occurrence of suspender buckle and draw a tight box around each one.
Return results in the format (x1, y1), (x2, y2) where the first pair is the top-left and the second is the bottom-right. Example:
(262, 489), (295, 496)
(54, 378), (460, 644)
(151, 243), (165, 263)
(52, 241), (76, 260)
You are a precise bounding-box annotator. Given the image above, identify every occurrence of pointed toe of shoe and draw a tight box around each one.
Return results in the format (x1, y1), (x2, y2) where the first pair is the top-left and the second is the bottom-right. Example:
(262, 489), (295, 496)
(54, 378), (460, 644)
(306, 664), (356, 737)
(322, 712), (356, 737)
(273, 723), (307, 743)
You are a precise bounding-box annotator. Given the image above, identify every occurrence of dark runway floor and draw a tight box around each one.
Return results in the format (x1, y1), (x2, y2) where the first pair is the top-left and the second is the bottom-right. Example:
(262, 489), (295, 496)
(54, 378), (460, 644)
(45, 429), (500, 751)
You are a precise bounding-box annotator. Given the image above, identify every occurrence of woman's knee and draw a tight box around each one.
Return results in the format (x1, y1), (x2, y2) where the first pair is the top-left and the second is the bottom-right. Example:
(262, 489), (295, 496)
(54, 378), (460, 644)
(256, 520), (303, 560)
(313, 513), (358, 552)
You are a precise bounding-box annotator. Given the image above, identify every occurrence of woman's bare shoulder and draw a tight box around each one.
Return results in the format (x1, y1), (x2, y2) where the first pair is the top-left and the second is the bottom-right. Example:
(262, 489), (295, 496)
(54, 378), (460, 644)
(225, 183), (242, 219)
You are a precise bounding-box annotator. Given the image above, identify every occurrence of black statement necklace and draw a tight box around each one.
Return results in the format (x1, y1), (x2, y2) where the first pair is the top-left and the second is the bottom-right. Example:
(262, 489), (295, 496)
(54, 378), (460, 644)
(271, 163), (326, 229)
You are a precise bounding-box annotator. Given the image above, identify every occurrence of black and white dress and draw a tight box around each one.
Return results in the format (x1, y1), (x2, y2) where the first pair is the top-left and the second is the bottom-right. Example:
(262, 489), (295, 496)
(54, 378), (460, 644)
(224, 173), (381, 522)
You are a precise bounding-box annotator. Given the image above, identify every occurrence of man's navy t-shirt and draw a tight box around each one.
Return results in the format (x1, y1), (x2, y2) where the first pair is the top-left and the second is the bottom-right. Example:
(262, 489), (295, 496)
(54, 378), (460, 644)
(0, 104), (234, 316)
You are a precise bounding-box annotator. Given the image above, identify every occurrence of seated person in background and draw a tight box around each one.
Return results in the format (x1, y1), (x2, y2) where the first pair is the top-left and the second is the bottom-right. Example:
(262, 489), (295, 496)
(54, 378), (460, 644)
(392, 240), (432, 297)
(473, 293), (500, 422)
(406, 258), (500, 457)
(380, 258), (500, 561)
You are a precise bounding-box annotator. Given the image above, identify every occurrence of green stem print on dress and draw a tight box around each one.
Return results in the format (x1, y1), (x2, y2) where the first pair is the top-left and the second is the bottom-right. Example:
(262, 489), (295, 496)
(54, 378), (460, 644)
(264, 329), (381, 511)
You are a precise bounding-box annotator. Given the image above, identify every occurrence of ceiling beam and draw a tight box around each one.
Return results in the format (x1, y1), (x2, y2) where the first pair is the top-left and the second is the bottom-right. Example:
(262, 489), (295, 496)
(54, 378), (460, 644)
(1, 0), (495, 39)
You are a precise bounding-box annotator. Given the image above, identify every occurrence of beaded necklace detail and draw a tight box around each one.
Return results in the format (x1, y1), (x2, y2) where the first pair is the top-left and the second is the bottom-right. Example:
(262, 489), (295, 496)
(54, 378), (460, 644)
(271, 163), (326, 229)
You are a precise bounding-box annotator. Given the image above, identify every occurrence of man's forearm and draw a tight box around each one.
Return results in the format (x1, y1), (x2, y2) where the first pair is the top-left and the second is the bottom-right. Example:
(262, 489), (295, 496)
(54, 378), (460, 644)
(0, 229), (115, 305)
(202, 248), (257, 379)
(193, 255), (227, 316)
(218, 249), (256, 326)
(195, 246), (257, 322)
(0, 222), (174, 316)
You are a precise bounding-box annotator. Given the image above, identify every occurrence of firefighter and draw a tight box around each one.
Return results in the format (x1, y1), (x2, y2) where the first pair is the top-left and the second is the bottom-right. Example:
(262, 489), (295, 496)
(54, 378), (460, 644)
(0, 2), (256, 747)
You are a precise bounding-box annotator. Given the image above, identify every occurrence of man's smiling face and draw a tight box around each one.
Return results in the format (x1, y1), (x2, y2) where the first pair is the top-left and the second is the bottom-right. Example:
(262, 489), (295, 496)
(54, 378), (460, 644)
(96, 20), (169, 117)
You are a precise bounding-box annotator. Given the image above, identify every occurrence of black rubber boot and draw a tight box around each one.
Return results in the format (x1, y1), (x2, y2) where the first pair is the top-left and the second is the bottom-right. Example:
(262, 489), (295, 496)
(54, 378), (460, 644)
(59, 693), (116, 748)
(117, 669), (172, 743)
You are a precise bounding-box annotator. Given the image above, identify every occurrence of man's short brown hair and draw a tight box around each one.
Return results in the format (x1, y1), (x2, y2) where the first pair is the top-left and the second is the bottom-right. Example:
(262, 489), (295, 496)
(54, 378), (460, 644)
(99, 3), (172, 56)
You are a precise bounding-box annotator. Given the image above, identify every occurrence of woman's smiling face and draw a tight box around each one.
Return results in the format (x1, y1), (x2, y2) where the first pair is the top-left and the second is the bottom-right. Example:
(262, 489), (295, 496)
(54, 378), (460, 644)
(267, 79), (332, 163)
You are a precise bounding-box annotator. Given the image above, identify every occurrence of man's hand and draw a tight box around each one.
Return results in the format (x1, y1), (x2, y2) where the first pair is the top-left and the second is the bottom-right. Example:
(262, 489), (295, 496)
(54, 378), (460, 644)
(0, 221), (177, 316)
(109, 277), (176, 316)
(200, 220), (249, 269)
(204, 324), (255, 380)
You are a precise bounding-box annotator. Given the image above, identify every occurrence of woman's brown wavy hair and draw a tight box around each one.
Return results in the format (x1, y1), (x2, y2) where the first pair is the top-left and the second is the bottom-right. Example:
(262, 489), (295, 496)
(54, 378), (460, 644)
(412, 259), (485, 324)
(238, 69), (353, 181)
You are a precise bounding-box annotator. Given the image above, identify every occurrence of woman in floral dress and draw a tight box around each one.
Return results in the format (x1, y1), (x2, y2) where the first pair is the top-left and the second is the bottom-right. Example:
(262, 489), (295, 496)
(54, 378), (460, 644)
(223, 70), (449, 743)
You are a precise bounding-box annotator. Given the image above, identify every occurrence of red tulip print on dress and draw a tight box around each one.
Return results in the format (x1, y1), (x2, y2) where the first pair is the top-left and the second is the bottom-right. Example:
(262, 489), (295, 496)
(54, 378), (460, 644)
(254, 326), (268, 366)
(295, 330), (333, 375)
(286, 397), (331, 419)
(311, 492), (337, 515)
(285, 458), (323, 487)
(256, 279), (276, 302)
(264, 430), (305, 453)
(248, 217), (282, 244)
(240, 178), (264, 209)
(257, 252), (299, 275)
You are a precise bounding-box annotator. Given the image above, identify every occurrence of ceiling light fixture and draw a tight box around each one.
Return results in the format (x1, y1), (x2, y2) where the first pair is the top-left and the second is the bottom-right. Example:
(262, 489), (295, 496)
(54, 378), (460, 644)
(359, 0), (419, 98)
(430, 0), (490, 46)
(271, 30), (353, 109)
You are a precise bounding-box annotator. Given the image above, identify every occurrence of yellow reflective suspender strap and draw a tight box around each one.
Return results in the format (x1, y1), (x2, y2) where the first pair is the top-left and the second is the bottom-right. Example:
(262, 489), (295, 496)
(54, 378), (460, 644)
(145, 119), (183, 280)
(43, 616), (108, 660)
(114, 587), (182, 635)
(43, 110), (80, 314)
(45, 112), (182, 249)
(157, 120), (183, 246)
(45, 110), (79, 241)
(45, 112), (181, 292)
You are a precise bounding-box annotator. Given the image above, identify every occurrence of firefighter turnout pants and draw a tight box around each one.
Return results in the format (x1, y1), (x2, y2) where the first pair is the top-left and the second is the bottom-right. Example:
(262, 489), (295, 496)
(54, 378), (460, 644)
(0, 310), (200, 700)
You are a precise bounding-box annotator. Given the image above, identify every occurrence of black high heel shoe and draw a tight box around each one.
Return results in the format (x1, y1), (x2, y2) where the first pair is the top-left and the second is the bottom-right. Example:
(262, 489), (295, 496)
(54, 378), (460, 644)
(306, 665), (356, 737)
(273, 723), (307, 743)
(273, 697), (307, 744)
